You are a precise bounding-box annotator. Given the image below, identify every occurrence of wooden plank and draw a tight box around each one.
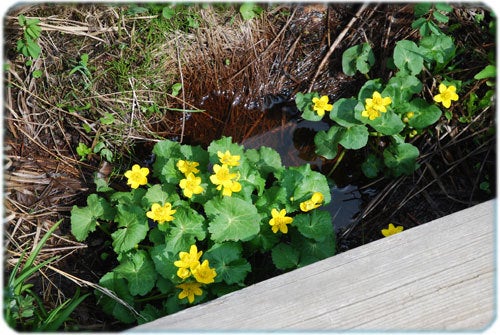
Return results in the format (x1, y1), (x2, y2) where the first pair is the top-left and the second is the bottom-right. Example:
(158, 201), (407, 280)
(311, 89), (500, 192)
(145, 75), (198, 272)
(134, 200), (495, 331)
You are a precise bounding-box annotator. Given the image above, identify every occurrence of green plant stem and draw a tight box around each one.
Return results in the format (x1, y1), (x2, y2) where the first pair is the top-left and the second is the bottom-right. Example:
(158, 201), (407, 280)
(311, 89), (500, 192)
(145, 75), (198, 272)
(327, 149), (346, 178)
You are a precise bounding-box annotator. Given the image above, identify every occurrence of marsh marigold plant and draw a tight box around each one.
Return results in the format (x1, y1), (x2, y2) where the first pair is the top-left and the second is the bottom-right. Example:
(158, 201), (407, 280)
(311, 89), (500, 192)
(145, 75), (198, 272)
(71, 136), (334, 322)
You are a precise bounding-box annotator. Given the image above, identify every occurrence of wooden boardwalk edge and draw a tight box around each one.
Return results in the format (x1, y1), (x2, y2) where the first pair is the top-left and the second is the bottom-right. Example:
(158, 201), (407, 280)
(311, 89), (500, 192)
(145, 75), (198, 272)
(132, 199), (496, 331)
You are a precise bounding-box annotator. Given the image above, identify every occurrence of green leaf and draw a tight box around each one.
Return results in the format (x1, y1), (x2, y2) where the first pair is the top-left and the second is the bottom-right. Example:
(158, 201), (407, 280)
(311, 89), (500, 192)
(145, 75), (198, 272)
(339, 124), (369, 150)
(71, 194), (114, 241)
(143, 184), (171, 206)
(180, 143), (210, 168)
(360, 106), (405, 136)
(291, 231), (336, 267)
(393, 40), (424, 75)
(166, 206), (206, 254)
(150, 244), (178, 281)
(342, 43), (375, 75)
(114, 250), (157, 296)
(205, 197), (261, 242)
(246, 225), (280, 252)
(32, 69), (42, 78)
(406, 98), (442, 129)
(162, 6), (175, 19)
(361, 153), (383, 178)
(112, 204), (149, 253)
(296, 92), (322, 121)
(205, 242), (251, 285)
(239, 3), (262, 20)
(271, 243), (299, 270)
(432, 10), (449, 23)
(413, 3), (432, 17)
(281, 165), (331, 205)
(314, 127), (343, 159)
(98, 272), (136, 324)
(99, 112), (115, 125)
(330, 98), (361, 127)
(153, 140), (182, 177)
(138, 304), (162, 325)
(245, 146), (283, 177)
(383, 74), (422, 106)
(474, 65), (496, 80)
(411, 17), (427, 29)
(383, 142), (420, 177)
(435, 3), (453, 12)
(357, 79), (384, 102)
(419, 35), (455, 66)
(76, 142), (92, 160)
(293, 211), (333, 242)
(171, 83), (182, 97)
(255, 185), (290, 214)
(207, 137), (245, 165)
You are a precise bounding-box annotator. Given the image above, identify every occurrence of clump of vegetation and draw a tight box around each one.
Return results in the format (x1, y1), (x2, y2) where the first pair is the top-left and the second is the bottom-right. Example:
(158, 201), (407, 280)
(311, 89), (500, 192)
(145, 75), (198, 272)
(71, 137), (335, 323)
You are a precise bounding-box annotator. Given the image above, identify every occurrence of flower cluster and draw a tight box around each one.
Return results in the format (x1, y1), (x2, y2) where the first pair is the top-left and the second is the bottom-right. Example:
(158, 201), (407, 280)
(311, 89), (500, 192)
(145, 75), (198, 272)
(210, 151), (242, 196)
(174, 245), (217, 303)
(361, 91), (392, 120)
(312, 95), (333, 117)
(177, 160), (204, 199)
(124, 164), (149, 189)
(300, 192), (324, 212)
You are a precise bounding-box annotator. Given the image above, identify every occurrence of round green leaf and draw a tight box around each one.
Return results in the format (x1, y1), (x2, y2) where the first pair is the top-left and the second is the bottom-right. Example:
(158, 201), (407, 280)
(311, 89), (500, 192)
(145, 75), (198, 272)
(330, 98), (361, 127)
(293, 210), (333, 242)
(406, 98), (442, 129)
(205, 197), (261, 242)
(271, 243), (299, 270)
(114, 250), (157, 296)
(204, 242), (251, 285)
(339, 124), (369, 150)
(383, 142), (420, 177)
(314, 127), (343, 159)
(393, 40), (424, 75)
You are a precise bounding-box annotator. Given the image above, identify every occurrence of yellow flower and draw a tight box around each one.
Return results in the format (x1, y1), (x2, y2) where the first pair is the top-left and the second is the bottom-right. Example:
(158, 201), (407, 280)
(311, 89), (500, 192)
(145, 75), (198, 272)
(176, 282), (203, 303)
(217, 150), (240, 167)
(174, 245), (202, 271)
(433, 83), (459, 108)
(176, 267), (191, 280)
(209, 164), (241, 196)
(269, 209), (293, 234)
(146, 203), (176, 224)
(312, 95), (333, 117)
(300, 192), (324, 212)
(361, 105), (382, 120)
(192, 260), (217, 284)
(381, 223), (404, 237)
(176, 160), (200, 176)
(179, 173), (204, 198)
(365, 91), (392, 113)
(124, 164), (149, 189)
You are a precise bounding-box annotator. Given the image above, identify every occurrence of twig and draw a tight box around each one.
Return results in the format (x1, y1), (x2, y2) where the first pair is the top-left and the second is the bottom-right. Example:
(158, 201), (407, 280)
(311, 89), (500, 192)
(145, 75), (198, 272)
(308, 3), (369, 92)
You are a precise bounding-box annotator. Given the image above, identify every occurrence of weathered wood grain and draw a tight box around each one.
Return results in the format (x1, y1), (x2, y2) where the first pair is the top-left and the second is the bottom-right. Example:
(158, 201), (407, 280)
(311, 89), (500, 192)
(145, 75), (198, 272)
(133, 200), (495, 331)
